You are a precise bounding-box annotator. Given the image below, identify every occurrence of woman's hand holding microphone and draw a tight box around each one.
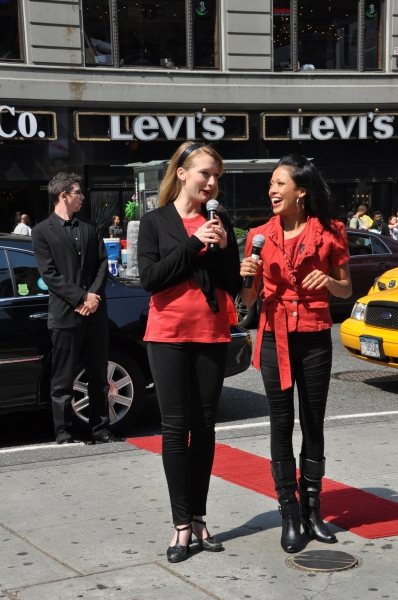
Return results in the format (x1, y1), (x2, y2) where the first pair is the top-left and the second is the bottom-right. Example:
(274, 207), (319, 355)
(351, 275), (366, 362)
(193, 216), (228, 250)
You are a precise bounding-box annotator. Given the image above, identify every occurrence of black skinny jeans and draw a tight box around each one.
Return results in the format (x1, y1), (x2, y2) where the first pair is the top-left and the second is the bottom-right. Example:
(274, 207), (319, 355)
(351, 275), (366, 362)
(260, 329), (332, 463)
(147, 342), (228, 525)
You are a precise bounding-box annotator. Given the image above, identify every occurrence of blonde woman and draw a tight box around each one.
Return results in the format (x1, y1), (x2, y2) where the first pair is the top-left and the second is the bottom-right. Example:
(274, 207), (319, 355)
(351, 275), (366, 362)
(138, 142), (241, 563)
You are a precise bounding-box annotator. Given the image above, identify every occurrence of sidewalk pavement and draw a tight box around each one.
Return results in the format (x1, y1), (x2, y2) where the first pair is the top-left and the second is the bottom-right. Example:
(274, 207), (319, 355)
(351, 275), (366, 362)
(1, 418), (398, 600)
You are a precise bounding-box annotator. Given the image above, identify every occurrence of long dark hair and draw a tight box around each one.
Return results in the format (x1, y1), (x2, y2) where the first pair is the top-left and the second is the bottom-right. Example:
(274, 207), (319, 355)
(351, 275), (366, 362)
(275, 154), (339, 233)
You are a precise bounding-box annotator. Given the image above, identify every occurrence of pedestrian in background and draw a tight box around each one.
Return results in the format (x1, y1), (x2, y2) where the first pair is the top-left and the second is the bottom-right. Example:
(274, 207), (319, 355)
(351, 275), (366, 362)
(359, 205), (373, 230)
(345, 211), (354, 228)
(109, 215), (124, 239)
(388, 215), (398, 240)
(349, 205), (368, 229)
(10, 210), (21, 232)
(240, 154), (352, 554)
(372, 211), (389, 236)
(32, 172), (117, 445)
(138, 142), (242, 563)
(14, 214), (32, 236)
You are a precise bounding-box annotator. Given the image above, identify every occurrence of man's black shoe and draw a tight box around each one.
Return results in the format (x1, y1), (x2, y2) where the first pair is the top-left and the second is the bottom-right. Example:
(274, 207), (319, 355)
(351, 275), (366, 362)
(93, 431), (118, 444)
(57, 439), (76, 445)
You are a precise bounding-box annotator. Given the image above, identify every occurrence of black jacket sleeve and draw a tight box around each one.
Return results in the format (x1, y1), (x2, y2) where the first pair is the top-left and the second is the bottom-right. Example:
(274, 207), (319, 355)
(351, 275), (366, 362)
(138, 212), (205, 293)
(32, 226), (85, 308)
(87, 226), (109, 297)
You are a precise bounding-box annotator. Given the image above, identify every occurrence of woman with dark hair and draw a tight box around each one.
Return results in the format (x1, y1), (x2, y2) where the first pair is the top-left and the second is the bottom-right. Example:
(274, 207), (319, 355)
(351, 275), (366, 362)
(138, 142), (242, 563)
(109, 215), (123, 239)
(240, 155), (352, 554)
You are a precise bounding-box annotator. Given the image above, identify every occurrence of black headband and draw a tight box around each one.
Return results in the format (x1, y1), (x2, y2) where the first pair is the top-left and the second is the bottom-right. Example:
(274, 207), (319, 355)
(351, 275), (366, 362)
(177, 143), (204, 168)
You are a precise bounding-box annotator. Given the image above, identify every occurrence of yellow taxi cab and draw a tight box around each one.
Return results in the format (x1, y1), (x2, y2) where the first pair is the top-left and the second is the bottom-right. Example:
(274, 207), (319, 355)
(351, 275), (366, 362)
(366, 266), (398, 296)
(340, 267), (398, 369)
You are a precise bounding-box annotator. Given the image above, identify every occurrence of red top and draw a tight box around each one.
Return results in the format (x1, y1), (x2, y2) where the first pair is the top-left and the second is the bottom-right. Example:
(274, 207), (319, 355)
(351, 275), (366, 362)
(245, 216), (350, 390)
(144, 213), (230, 343)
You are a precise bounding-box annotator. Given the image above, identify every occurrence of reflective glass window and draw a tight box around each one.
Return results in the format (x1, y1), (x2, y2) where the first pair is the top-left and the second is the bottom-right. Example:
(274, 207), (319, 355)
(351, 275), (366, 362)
(273, 0), (291, 71)
(364, 1), (382, 69)
(371, 235), (390, 255)
(83, 0), (113, 65)
(347, 234), (372, 255)
(0, 249), (13, 299)
(0, 0), (22, 61)
(118, 0), (187, 68)
(297, 1), (358, 70)
(193, 0), (218, 68)
(8, 251), (48, 297)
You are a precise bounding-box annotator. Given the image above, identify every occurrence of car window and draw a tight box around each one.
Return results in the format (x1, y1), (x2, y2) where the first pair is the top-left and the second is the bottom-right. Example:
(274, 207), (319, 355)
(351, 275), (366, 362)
(371, 235), (390, 255)
(347, 233), (372, 256)
(0, 249), (13, 299)
(7, 250), (49, 297)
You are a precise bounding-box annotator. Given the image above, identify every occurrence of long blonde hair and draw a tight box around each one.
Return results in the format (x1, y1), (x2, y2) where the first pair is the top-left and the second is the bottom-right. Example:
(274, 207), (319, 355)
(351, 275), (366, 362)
(158, 142), (224, 207)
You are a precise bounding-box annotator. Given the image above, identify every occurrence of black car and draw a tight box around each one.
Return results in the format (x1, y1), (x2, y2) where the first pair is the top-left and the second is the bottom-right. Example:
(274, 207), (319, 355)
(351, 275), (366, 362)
(235, 229), (398, 327)
(0, 234), (252, 435)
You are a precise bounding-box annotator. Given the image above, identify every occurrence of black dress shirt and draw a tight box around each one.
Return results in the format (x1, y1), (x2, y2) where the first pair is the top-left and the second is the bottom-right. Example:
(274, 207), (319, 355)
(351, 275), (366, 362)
(55, 214), (86, 303)
(55, 214), (82, 256)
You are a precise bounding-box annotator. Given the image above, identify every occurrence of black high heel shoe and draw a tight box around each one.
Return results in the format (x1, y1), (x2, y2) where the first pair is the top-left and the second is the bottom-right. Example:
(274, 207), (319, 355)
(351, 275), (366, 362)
(192, 518), (223, 552)
(166, 524), (192, 563)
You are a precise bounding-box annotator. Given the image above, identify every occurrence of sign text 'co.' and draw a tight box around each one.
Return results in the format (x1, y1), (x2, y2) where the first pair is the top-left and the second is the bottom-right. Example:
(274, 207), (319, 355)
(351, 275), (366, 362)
(0, 105), (56, 140)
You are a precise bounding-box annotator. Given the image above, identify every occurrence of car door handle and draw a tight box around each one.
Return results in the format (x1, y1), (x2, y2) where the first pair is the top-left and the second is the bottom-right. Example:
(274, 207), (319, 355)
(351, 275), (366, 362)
(378, 263), (388, 269)
(29, 313), (49, 320)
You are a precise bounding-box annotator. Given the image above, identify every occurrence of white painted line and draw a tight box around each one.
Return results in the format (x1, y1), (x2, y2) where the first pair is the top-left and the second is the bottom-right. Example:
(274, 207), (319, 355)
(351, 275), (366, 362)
(215, 422), (271, 431)
(0, 442), (85, 454)
(326, 410), (398, 421)
(215, 411), (398, 432)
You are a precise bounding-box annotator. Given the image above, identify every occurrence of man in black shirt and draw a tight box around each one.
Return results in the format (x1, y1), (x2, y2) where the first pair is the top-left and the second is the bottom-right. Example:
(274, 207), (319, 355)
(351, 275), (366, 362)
(32, 172), (116, 445)
(372, 211), (390, 237)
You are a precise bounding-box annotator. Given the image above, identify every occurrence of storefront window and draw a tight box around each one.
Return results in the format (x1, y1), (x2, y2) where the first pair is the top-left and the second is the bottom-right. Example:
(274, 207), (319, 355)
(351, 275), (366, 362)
(273, 1), (291, 71)
(118, 0), (187, 67)
(83, 0), (113, 65)
(83, 0), (220, 69)
(193, 0), (218, 68)
(274, 1), (383, 72)
(364, 1), (382, 70)
(0, 0), (23, 61)
(298, 0), (358, 70)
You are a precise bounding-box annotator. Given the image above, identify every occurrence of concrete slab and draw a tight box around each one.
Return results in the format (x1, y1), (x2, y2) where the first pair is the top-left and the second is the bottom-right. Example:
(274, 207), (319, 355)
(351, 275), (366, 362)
(0, 531), (73, 589)
(8, 563), (213, 600)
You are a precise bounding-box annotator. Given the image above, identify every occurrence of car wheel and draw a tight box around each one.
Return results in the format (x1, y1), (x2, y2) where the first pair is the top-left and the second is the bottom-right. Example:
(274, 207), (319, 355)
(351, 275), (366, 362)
(234, 293), (257, 328)
(72, 348), (146, 435)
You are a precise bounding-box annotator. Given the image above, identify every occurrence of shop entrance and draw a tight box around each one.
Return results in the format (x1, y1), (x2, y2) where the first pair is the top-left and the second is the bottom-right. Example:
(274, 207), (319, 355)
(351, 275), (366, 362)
(330, 181), (397, 222)
(0, 185), (50, 233)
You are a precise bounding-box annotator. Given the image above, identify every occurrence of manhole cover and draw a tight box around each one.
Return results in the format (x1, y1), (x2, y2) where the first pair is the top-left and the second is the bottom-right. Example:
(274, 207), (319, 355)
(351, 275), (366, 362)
(288, 550), (358, 572)
(332, 370), (398, 383)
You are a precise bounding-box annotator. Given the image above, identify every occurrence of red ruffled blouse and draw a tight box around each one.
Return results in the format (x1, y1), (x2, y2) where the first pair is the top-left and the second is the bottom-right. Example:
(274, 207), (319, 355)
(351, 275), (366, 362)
(245, 216), (350, 390)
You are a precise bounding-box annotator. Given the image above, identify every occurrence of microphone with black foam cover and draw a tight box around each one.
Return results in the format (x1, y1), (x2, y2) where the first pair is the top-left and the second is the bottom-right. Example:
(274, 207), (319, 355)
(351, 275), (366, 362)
(243, 234), (265, 289)
(206, 199), (219, 252)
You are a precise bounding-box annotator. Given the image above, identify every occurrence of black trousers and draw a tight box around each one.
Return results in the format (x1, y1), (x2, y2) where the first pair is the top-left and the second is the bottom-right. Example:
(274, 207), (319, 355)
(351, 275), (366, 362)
(147, 341), (228, 525)
(50, 319), (110, 442)
(260, 329), (332, 463)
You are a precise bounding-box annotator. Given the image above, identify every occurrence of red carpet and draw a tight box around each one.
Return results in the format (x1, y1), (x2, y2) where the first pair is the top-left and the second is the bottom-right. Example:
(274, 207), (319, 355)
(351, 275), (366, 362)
(127, 435), (398, 539)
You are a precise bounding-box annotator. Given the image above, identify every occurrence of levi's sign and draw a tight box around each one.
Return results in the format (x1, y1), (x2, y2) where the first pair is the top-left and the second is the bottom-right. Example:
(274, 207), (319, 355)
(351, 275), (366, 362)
(74, 112), (249, 142)
(262, 113), (398, 141)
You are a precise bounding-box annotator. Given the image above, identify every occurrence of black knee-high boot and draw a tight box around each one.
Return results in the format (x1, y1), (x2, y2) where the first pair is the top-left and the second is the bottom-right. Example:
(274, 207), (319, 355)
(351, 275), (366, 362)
(271, 458), (302, 554)
(299, 456), (337, 544)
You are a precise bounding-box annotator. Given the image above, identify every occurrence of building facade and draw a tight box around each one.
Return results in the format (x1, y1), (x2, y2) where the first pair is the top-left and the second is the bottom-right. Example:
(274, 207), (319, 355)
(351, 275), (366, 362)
(0, 0), (397, 233)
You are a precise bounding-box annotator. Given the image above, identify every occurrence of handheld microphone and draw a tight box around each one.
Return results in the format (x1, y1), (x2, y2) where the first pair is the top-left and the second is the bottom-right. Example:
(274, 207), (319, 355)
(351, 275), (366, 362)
(206, 199), (219, 252)
(243, 234), (265, 289)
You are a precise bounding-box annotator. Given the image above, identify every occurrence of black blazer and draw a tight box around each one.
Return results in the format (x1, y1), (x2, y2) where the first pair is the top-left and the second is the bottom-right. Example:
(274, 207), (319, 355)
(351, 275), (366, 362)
(32, 212), (109, 328)
(138, 202), (242, 302)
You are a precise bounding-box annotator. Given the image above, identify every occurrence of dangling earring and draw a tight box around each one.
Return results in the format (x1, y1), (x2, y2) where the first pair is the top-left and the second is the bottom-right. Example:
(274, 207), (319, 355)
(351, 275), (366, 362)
(296, 197), (305, 211)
